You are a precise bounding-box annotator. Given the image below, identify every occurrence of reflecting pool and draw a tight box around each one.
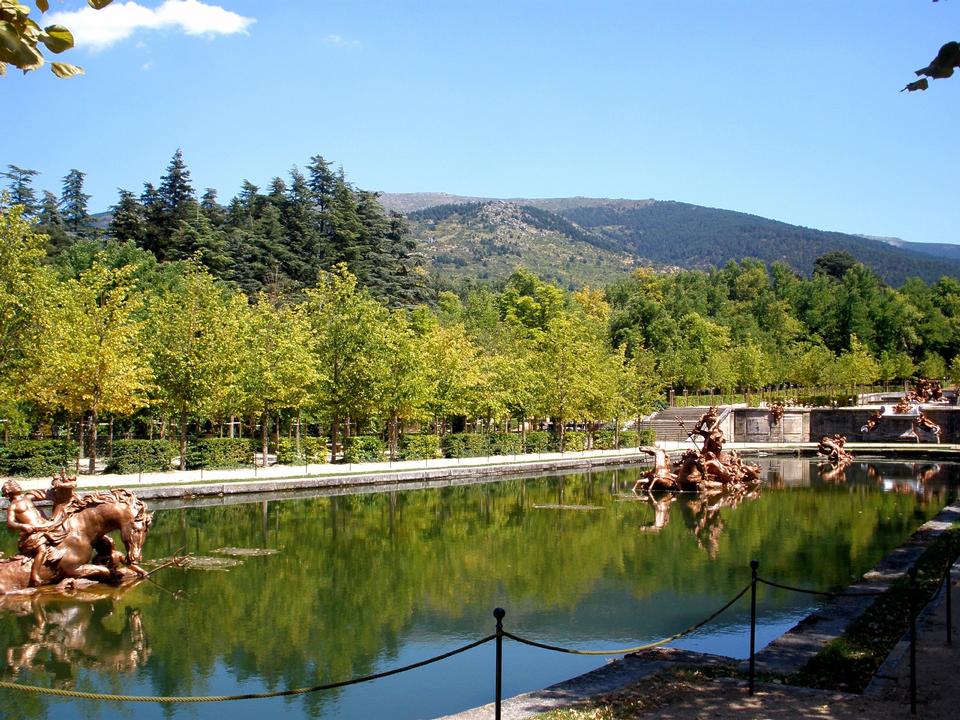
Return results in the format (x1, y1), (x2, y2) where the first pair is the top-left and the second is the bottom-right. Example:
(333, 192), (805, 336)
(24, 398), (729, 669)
(0, 458), (956, 719)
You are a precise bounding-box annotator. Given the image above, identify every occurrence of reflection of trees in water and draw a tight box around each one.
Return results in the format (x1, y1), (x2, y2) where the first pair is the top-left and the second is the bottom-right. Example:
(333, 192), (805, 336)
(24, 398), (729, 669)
(0, 462), (952, 718)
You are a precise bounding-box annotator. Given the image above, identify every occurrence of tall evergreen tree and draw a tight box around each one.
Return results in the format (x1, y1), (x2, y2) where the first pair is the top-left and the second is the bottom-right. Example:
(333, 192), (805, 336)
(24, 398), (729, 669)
(1, 165), (39, 216)
(37, 189), (70, 255)
(154, 149), (197, 260)
(200, 187), (227, 226)
(110, 189), (146, 245)
(60, 169), (91, 236)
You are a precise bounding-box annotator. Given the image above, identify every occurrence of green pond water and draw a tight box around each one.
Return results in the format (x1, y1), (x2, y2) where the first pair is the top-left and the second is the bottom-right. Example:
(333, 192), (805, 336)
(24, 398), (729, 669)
(0, 458), (956, 720)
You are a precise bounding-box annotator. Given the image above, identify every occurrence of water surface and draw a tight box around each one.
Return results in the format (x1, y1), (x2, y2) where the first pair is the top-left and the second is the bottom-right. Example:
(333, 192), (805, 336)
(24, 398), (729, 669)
(0, 458), (955, 719)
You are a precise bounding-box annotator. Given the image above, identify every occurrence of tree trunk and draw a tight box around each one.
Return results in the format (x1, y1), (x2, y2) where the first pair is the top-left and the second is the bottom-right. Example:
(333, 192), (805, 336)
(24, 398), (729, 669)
(88, 409), (98, 475)
(295, 412), (302, 459)
(108, 416), (114, 458)
(261, 406), (270, 468)
(332, 411), (340, 463)
(76, 415), (84, 474)
(389, 411), (398, 460)
(179, 407), (189, 471)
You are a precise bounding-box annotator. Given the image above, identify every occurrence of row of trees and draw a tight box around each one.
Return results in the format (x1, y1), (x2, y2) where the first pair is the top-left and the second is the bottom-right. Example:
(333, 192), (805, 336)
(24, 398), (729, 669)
(4, 151), (431, 307)
(0, 206), (662, 470)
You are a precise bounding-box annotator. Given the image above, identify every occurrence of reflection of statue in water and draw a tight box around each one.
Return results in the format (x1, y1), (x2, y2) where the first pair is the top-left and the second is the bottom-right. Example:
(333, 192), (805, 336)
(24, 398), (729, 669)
(1, 477), (151, 594)
(636, 491), (676, 532)
(677, 489), (759, 558)
(1, 584), (149, 681)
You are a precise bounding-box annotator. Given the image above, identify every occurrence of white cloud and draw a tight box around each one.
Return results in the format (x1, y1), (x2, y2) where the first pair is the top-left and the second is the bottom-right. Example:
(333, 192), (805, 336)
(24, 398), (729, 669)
(47, 0), (255, 51)
(324, 34), (362, 50)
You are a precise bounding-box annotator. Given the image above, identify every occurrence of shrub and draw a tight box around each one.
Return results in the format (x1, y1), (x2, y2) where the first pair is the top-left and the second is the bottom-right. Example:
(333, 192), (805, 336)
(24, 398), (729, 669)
(276, 436), (328, 464)
(441, 433), (489, 458)
(618, 430), (640, 448)
(186, 438), (255, 469)
(592, 429), (618, 450)
(487, 432), (522, 456)
(398, 434), (441, 460)
(0, 440), (79, 477)
(523, 431), (550, 453)
(637, 429), (656, 445)
(343, 435), (385, 463)
(105, 440), (176, 474)
(555, 430), (587, 452)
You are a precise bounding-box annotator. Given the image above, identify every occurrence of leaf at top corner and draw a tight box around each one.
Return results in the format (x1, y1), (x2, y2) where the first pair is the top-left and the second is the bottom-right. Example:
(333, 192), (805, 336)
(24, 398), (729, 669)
(35, 0), (49, 13)
(41, 25), (74, 53)
(50, 61), (83, 78)
(87, 0), (114, 9)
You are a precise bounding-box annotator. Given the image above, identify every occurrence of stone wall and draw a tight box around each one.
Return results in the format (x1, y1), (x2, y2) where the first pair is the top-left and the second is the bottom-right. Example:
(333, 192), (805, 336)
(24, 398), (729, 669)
(732, 406), (960, 443)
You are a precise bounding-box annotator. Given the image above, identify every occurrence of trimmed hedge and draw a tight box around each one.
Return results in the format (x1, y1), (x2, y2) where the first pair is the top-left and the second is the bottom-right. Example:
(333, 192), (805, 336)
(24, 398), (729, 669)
(440, 433), (488, 458)
(637, 428), (656, 445)
(398, 434), (441, 460)
(343, 435), (385, 463)
(524, 431), (550, 453)
(105, 440), (176, 474)
(592, 430), (618, 450)
(487, 432), (522, 456)
(0, 440), (79, 477)
(276, 437), (328, 464)
(556, 430), (587, 452)
(186, 438), (255, 469)
(618, 430), (640, 448)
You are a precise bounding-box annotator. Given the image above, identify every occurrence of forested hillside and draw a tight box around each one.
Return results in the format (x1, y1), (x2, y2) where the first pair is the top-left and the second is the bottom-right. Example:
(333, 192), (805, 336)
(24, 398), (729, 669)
(386, 193), (960, 287)
(406, 201), (639, 288)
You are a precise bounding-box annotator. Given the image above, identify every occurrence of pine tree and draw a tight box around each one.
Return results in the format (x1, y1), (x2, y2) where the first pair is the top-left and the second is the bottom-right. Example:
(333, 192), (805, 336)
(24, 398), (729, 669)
(283, 167), (324, 286)
(1, 165), (39, 216)
(60, 169), (91, 236)
(110, 189), (146, 245)
(327, 173), (364, 278)
(37, 190), (70, 255)
(155, 149), (198, 260)
(200, 188), (227, 226)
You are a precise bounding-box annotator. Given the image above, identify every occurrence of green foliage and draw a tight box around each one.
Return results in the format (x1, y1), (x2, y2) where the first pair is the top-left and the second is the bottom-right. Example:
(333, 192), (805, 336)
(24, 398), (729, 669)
(276, 436), (328, 464)
(186, 438), (255, 470)
(104, 440), (175, 474)
(398, 433), (441, 460)
(592, 429), (619, 450)
(342, 435), (385, 463)
(487, 432), (523, 456)
(0, 439), (78, 476)
(524, 431), (551, 453)
(440, 433), (489, 458)
(556, 430), (587, 452)
(637, 428), (656, 445)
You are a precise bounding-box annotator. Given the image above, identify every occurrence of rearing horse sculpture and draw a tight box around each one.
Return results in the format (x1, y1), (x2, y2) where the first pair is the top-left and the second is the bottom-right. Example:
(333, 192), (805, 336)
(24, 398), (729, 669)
(0, 489), (152, 594)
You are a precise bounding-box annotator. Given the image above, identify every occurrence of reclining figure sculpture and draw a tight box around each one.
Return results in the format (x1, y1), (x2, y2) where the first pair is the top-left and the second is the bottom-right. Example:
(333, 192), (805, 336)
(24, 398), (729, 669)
(1, 472), (151, 594)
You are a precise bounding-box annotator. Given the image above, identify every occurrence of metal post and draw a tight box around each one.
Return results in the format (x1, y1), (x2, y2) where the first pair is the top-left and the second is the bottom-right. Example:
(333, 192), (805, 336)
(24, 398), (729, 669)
(909, 566), (917, 715)
(494, 607), (505, 720)
(749, 559), (759, 695)
(947, 536), (954, 646)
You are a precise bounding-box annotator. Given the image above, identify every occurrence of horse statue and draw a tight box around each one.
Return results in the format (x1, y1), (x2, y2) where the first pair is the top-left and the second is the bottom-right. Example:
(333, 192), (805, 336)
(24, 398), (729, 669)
(1, 481), (152, 595)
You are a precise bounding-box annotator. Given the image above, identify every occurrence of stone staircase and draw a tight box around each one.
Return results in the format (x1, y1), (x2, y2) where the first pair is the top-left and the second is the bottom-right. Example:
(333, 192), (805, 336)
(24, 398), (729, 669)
(642, 406), (727, 442)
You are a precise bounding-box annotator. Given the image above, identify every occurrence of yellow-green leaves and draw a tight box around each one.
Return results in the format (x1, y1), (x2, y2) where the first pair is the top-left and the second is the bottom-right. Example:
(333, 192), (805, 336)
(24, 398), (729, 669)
(0, 0), (110, 77)
(40, 24), (73, 53)
(50, 61), (82, 77)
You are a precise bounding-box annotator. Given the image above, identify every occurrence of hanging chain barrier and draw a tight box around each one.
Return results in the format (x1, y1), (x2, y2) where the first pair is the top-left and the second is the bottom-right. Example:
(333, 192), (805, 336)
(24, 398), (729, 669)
(502, 582), (751, 657)
(0, 549), (954, 717)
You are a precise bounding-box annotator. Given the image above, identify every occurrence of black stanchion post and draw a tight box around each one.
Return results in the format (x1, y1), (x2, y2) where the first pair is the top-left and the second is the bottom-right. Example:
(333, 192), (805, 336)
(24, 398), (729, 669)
(749, 559), (759, 696)
(947, 536), (954, 646)
(494, 607), (505, 720)
(909, 566), (917, 715)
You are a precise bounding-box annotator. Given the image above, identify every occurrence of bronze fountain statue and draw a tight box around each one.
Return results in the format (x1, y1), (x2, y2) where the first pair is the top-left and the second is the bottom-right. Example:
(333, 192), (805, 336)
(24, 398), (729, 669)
(0, 471), (151, 594)
(632, 407), (761, 494)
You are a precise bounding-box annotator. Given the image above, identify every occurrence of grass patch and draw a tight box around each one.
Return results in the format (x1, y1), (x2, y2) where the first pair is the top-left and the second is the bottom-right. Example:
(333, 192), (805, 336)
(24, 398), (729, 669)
(790, 525), (959, 692)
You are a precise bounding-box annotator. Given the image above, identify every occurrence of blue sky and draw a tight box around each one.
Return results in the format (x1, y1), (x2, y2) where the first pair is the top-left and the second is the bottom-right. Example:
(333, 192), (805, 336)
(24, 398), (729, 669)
(4, 1), (959, 245)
